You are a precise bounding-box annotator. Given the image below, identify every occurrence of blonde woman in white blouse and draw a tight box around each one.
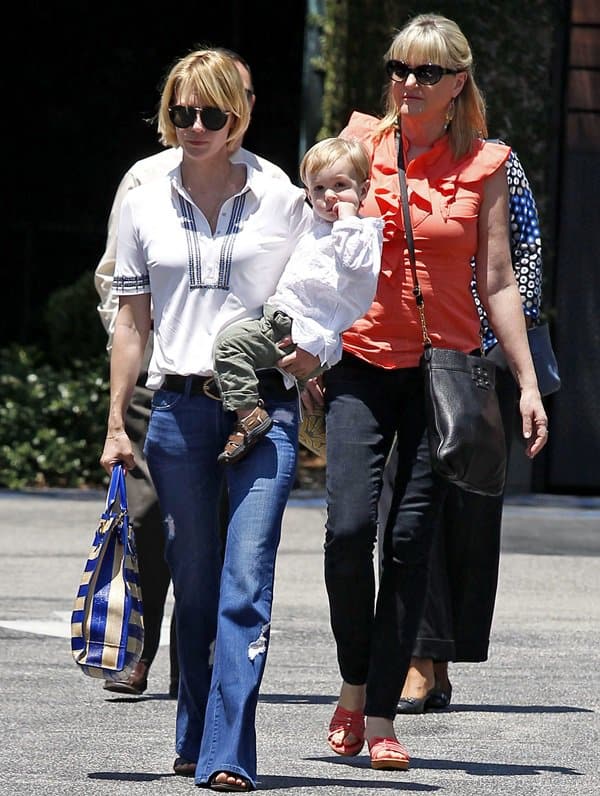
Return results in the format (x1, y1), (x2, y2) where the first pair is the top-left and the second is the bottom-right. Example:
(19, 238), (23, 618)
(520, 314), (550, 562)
(101, 48), (312, 793)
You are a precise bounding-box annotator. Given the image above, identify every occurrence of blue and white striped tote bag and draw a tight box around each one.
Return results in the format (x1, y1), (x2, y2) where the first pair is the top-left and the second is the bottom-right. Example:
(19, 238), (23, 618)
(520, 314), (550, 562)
(71, 464), (144, 680)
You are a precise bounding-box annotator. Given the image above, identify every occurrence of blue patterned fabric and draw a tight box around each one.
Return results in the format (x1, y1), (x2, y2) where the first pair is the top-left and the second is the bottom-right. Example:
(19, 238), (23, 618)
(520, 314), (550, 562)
(112, 272), (150, 292)
(71, 464), (144, 679)
(471, 148), (543, 352)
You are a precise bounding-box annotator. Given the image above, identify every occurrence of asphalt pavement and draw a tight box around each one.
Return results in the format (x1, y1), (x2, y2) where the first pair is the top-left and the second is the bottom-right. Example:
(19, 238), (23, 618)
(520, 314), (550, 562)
(0, 487), (598, 795)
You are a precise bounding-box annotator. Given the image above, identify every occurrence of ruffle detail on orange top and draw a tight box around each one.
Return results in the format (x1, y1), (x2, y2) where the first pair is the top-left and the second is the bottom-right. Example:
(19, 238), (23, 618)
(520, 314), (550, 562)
(437, 177), (457, 220)
(340, 113), (402, 242)
(403, 136), (511, 219)
(340, 112), (510, 229)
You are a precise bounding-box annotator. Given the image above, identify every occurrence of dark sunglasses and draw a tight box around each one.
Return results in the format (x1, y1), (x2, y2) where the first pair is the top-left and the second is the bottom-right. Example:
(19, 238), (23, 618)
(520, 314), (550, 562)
(385, 60), (460, 86)
(168, 105), (231, 130)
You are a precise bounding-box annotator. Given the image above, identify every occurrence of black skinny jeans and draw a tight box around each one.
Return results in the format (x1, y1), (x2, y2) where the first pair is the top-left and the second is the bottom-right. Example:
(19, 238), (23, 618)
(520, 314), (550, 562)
(323, 353), (445, 719)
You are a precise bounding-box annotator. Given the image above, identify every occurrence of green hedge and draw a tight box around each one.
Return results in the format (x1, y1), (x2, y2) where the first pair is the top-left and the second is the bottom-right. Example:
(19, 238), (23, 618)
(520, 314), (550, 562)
(0, 347), (325, 490)
(0, 345), (109, 489)
(42, 271), (107, 368)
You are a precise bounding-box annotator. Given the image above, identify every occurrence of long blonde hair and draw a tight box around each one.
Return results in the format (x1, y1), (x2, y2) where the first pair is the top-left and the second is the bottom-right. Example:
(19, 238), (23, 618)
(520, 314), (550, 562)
(378, 14), (487, 160)
(157, 49), (250, 152)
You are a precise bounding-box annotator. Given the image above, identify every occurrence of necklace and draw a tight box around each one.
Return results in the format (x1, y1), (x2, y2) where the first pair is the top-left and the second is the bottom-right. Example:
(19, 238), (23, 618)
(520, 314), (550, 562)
(181, 164), (235, 231)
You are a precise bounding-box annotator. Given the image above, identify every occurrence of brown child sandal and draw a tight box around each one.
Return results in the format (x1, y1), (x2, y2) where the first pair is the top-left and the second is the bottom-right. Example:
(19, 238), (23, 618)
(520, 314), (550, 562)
(218, 401), (273, 465)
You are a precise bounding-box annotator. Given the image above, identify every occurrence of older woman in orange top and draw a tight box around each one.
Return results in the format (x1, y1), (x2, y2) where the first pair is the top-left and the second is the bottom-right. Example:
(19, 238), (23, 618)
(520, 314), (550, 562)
(314, 13), (548, 771)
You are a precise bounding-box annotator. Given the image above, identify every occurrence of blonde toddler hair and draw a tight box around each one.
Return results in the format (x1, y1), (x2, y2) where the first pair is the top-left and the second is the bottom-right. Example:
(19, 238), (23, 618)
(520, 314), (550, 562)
(300, 137), (371, 187)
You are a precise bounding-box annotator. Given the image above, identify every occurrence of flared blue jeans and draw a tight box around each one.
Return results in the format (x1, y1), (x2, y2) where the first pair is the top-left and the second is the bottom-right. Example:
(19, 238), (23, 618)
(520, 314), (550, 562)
(144, 374), (298, 789)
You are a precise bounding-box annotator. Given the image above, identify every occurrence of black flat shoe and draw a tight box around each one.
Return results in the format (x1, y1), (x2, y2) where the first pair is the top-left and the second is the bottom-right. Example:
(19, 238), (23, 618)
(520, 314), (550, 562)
(426, 682), (452, 710)
(396, 692), (431, 714)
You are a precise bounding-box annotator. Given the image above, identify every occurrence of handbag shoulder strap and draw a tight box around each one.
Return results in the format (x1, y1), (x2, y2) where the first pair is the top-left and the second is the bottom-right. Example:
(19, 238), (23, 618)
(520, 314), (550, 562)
(396, 132), (483, 354)
(396, 132), (431, 348)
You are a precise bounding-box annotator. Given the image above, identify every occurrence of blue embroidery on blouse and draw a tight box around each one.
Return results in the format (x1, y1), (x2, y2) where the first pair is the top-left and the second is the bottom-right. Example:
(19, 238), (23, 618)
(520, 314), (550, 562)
(179, 195), (203, 288)
(178, 193), (248, 291)
(113, 273), (150, 293)
(219, 194), (246, 287)
(472, 148), (542, 352)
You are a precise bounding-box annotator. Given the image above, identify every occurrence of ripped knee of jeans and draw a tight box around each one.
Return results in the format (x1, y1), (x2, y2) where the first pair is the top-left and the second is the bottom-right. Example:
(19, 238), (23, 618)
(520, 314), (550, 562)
(247, 623), (270, 661)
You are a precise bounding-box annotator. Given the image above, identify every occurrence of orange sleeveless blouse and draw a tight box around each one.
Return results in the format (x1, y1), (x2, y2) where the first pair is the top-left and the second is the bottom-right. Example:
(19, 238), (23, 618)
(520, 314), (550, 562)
(339, 112), (510, 369)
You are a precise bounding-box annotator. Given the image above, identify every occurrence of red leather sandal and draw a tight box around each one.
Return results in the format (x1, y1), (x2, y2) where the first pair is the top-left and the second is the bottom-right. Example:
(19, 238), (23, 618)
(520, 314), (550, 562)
(368, 736), (410, 770)
(327, 705), (365, 756)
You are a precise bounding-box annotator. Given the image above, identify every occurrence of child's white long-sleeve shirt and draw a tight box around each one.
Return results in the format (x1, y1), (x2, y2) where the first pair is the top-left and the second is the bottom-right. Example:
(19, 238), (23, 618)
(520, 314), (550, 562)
(264, 212), (384, 367)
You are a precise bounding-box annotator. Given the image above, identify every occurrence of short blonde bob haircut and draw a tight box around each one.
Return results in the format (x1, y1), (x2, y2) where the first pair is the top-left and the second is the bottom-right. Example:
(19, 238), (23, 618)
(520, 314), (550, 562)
(378, 14), (487, 160)
(300, 137), (371, 187)
(157, 49), (251, 152)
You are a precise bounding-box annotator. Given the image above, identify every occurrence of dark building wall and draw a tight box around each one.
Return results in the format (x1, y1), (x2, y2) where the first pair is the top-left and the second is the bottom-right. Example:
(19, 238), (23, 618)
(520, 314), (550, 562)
(544, 0), (600, 493)
(5, 0), (306, 347)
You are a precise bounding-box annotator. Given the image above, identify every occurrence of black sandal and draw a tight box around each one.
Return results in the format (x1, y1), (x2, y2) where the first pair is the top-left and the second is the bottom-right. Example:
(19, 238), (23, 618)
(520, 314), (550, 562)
(173, 757), (196, 776)
(209, 771), (252, 791)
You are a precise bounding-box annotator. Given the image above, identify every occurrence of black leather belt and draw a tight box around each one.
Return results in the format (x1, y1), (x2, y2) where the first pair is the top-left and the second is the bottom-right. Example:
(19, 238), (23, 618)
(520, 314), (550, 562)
(162, 374), (215, 396)
(161, 370), (295, 400)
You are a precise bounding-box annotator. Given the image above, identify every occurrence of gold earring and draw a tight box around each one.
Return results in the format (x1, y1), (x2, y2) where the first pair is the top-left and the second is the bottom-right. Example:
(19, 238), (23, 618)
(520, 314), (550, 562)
(444, 98), (456, 130)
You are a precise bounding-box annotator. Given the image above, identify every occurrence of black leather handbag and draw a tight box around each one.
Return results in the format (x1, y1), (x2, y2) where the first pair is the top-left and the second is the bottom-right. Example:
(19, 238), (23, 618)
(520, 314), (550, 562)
(420, 346), (506, 496)
(397, 138), (506, 497)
